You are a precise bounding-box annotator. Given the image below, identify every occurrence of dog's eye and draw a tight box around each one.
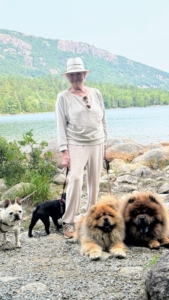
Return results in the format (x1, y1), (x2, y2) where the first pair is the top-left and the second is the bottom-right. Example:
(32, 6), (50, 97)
(9, 212), (13, 215)
(128, 198), (135, 204)
(19, 211), (22, 213)
(149, 196), (157, 203)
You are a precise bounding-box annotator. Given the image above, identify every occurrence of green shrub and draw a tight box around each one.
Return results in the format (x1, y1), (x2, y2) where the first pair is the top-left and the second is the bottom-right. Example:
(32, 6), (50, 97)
(0, 130), (58, 204)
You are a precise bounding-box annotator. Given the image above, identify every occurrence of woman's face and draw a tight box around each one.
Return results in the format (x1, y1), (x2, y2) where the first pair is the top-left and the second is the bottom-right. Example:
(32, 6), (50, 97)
(66, 72), (86, 86)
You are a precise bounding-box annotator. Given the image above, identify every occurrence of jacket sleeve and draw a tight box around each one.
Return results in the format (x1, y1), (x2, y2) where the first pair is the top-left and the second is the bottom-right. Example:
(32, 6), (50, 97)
(97, 90), (108, 146)
(55, 93), (68, 152)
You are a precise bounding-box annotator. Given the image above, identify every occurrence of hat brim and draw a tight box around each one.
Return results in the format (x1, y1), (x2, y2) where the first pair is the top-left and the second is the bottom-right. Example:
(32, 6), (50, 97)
(61, 69), (91, 76)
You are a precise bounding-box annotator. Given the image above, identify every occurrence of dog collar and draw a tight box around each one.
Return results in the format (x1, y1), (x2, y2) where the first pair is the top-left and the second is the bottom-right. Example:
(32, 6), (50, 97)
(0, 220), (20, 227)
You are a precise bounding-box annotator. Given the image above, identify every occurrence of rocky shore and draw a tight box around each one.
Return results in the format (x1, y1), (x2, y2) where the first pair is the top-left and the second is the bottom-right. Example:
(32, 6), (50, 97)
(0, 137), (169, 300)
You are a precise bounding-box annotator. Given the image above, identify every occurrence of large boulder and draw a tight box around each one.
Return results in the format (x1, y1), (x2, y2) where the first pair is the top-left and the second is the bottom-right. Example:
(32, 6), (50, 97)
(106, 141), (146, 162)
(132, 147), (169, 169)
(145, 252), (169, 300)
(1, 182), (32, 201)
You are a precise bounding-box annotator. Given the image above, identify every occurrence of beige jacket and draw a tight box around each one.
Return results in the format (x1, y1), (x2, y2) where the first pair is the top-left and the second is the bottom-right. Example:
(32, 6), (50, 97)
(55, 88), (107, 152)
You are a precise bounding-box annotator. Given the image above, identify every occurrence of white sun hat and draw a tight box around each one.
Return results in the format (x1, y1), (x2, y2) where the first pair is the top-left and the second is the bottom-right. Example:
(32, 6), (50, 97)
(61, 57), (91, 76)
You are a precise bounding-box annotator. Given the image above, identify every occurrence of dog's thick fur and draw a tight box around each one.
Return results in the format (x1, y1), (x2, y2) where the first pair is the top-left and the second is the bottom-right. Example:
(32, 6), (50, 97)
(0, 197), (23, 248)
(121, 191), (169, 249)
(73, 195), (126, 260)
(28, 194), (66, 237)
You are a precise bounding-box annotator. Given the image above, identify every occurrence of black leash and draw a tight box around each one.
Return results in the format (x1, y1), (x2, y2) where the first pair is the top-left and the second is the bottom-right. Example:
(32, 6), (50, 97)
(59, 167), (69, 214)
(105, 159), (111, 194)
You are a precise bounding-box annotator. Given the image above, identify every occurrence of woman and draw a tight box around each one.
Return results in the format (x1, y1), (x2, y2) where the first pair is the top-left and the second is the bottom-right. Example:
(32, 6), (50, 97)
(55, 57), (107, 238)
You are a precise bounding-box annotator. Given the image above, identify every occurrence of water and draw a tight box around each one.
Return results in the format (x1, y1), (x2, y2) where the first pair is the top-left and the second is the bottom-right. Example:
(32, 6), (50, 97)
(0, 106), (169, 145)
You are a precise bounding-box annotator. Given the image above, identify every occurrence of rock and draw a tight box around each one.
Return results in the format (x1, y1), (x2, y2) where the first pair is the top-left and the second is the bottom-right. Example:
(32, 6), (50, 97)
(132, 165), (153, 177)
(106, 141), (146, 162)
(114, 184), (138, 193)
(132, 147), (169, 169)
(119, 267), (143, 274)
(158, 183), (169, 194)
(107, 137), (134, 147)
(53, 172), (69, 184)
(1, 182), (33, 201)
(18, 282), (47, 293)
(117, 163), (139, 174)
(109, 158), (126, 169)
(0, 241), (16, 251)
(0, 276), (20, 282)
(116, 175), (138, 184)
(145, 252), (169, 300)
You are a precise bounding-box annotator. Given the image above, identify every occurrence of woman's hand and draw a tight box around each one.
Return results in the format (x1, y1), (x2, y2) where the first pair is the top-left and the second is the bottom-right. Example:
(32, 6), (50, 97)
(62, 150), (70, 168)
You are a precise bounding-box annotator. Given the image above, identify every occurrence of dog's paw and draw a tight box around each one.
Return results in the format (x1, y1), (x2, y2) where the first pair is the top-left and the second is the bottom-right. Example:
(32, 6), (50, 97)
(110, 248), (126, 258)
(15, 242), (21, 248)
(149, 240), (160, 249)
(89, 250), (102, 260)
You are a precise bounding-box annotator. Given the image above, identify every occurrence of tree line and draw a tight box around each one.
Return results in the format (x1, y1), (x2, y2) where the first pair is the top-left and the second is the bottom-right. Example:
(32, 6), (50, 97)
(0, 75), (169, 114)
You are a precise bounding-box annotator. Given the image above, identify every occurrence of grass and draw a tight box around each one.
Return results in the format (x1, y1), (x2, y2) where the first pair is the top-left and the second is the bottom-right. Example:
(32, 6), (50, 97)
(144, 255), (159, 269)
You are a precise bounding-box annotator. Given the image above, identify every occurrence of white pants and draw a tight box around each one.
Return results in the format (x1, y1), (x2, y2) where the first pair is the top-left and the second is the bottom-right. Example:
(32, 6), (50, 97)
(62, 143), (104, 224)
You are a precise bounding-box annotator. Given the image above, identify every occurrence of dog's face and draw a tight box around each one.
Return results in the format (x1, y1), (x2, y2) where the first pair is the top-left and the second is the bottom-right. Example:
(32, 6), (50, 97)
(87, 203), (120, 233)
(2, 197), (23, 225)
(123, 193), (163, 234)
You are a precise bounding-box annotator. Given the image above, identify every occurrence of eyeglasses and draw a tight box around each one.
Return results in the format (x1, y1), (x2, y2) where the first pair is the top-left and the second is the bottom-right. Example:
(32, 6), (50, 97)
(83, 96), (91, 108)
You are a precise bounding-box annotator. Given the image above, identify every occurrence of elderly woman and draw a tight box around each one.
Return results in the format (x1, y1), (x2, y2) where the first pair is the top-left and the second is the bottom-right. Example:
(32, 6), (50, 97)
(55, 57), (107, 238)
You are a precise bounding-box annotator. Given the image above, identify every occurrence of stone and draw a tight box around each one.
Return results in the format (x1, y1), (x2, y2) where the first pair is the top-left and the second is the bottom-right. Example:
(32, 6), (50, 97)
(1, 182), (32, 201)
(132, 147), (169, 168)
(132, 165), (153, 177)
(116, 175), (138, 184)
(106, 141), (146, 162)
(145, 252), (169, 300)
(158, 183), (169, 194)
(119, 267), (143, 274)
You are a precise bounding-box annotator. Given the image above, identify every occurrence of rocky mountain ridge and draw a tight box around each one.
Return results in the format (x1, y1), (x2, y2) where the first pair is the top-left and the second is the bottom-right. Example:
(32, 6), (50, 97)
(1, 28), (169, 89)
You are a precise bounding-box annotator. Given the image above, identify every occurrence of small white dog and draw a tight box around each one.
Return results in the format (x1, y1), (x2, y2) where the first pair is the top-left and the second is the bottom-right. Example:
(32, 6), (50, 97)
(0, 197), (23, 248)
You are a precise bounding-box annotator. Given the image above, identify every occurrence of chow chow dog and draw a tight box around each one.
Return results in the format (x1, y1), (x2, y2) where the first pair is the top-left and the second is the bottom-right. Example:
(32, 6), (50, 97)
(121, 191), (169, 249)
(0, 197), (23, 248)
(72, 195), (126, 260)
(28, 194), (66, 237)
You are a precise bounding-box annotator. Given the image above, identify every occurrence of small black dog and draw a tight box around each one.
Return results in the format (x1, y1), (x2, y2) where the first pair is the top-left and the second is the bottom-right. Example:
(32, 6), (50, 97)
(28, 194), (66, 237)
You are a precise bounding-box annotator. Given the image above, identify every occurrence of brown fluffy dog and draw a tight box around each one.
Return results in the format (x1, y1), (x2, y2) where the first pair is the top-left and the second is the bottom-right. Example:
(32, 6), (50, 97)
(73, 195), (126, 260)
(121, 191), (169, 249)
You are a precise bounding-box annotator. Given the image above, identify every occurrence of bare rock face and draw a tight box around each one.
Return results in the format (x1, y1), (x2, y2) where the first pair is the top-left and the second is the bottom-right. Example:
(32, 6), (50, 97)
(106, 142), (146, 162)
(132, 146), (169, 169)
(145, 252), (169, 300)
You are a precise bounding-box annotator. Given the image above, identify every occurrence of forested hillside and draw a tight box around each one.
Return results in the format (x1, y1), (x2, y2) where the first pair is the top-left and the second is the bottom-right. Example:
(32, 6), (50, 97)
(0, 29), (169, 89)
(0, 76), (169, 114)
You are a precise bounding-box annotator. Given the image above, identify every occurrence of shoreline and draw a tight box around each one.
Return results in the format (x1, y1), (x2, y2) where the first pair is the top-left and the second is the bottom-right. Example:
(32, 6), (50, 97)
(0, 104), (169, 116)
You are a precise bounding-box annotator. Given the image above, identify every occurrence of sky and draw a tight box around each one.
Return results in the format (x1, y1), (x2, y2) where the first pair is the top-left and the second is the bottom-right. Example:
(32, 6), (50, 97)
(1, 0), (169, 73)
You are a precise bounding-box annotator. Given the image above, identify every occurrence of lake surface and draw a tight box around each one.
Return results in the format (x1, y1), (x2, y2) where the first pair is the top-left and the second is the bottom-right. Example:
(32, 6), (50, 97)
(0, 106), (169, 145)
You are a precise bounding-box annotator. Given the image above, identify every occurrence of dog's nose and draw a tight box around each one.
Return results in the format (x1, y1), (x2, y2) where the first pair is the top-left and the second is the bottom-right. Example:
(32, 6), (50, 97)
(104, 218), (109, 223)
(14, 214), (20, 220)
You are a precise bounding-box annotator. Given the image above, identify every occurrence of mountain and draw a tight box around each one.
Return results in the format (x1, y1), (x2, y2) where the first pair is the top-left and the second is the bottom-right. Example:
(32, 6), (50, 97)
(0, 28), (169, 90)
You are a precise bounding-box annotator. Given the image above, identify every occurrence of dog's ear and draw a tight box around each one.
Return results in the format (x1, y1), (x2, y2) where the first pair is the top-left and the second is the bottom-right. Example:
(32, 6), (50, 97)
(15, 197), (22, 206)
(4, 199), (11, 208)
(89, 205), (96, 214)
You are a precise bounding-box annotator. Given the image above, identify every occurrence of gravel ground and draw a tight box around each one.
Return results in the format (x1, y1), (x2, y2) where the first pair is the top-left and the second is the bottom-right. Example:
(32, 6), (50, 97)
(0, 224), (168, 300)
